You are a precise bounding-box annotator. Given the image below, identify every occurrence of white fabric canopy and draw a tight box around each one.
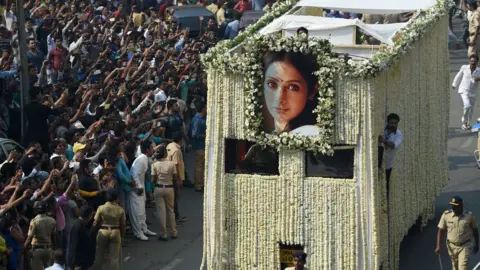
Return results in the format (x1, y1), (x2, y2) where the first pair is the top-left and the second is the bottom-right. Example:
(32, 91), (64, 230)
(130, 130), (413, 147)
(295, 0), (436, 14)
(259, 15), (406, 45)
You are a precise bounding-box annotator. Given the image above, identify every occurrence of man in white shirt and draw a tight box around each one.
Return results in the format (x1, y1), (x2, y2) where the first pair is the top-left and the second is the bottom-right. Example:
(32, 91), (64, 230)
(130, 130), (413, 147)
(380, 113), (403, 197)
(45, 249), (65, 270)
(129, 141), (157, 241)
(3, 5), (17, 32)
(452, 54), (480, 130)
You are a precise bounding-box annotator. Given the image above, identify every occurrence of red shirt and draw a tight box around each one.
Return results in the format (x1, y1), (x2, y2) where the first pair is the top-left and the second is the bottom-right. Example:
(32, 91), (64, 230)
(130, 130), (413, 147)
(158, 3), (171, 16)
(234, 0), (252, 12)
(49, 47), (65, 71)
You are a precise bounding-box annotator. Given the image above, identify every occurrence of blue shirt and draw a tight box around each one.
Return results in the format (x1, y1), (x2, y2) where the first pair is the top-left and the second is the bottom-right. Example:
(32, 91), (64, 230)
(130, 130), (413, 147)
(116, 158), (132, 192)
(190, 113), (206, 150)
(27, 50), (45, 72)
(224, 20), (240, 40)
(138, 132), (163, 145)
(472, 123), (480, 135)
(327, 11), (343, 18)
(0, 69), (17, 79)
(164, 114), (182, 139)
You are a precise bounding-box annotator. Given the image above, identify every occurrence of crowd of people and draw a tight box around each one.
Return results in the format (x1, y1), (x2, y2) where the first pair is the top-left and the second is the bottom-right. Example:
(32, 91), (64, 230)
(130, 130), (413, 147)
(0, 0), (255, 268)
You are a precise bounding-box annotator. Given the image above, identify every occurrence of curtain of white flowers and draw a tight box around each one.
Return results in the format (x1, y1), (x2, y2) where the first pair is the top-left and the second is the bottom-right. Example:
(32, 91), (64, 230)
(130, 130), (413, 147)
(370, 16), (450, 269)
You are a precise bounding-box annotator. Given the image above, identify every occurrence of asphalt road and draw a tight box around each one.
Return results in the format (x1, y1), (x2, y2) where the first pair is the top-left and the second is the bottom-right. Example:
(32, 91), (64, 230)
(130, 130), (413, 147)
(121, 151), (204, 270)
(120, 16), (473, 270)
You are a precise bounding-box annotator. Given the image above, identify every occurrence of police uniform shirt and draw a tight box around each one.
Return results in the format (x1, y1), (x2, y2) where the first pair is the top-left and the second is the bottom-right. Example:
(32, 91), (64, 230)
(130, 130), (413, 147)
(94, 202), (125, 226)
(470, 9), (480, 37)
(29, 214), (56, 246)
(151, 158), (177, 186)
(438, 210), (478, 245)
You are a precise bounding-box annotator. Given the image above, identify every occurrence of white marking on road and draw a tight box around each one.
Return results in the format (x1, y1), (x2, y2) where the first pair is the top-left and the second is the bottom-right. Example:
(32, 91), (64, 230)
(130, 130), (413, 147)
(160, 258), (184, 270)
(473, 261), (480, 270)
(460, 137), (474, 149)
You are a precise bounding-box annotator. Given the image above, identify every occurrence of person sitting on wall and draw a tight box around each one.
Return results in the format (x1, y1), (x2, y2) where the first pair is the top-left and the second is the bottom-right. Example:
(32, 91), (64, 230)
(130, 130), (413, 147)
(285, 251), (309, 270)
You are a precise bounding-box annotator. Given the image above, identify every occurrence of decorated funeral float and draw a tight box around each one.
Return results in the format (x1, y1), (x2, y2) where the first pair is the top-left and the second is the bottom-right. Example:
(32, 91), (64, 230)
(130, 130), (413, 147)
(200, 0), (451, 269)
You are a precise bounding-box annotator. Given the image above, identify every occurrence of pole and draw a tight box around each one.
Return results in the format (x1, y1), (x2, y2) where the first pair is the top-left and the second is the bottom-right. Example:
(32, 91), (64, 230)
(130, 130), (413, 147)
(474, 261), (480, 270)
(14, 0), (30, 143)
(437, 254), (443, 270)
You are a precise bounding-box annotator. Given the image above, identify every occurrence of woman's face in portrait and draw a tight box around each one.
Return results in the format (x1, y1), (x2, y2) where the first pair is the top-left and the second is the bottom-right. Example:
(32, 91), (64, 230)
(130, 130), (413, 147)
(263, 60), (309, 131)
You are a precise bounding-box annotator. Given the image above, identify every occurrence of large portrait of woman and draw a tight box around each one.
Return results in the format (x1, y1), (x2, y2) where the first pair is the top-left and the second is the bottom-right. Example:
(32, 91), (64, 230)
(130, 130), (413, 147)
(261, 51), (321, 136)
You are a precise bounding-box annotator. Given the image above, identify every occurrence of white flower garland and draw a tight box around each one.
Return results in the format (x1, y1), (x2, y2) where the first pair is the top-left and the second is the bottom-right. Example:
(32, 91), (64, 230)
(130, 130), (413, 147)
(201, 0), (298, 69)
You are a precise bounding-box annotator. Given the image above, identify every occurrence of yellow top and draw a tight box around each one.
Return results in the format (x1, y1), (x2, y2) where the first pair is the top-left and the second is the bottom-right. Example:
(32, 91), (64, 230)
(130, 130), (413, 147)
(94, 202), (126, 227)
(133, 12), (145, 27)
(206, 3), (218, 14)
(438, 210), (478, 244)
(216, 8), (225, 26)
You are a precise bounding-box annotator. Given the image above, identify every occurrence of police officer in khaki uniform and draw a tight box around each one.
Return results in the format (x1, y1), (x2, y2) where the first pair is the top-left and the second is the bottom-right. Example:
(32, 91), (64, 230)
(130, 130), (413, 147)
(151, 146), (179, 241)
(285, 251), (309, 270)
(436, 196), (479, 270)
(467, 0), (480, 57)
(24, 202), (57, 270)
(92, 189), (126, 270)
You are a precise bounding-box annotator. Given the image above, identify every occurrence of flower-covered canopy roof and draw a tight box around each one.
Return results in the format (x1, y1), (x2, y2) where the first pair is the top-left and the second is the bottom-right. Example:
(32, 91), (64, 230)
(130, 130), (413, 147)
(201, 0), (453, 78)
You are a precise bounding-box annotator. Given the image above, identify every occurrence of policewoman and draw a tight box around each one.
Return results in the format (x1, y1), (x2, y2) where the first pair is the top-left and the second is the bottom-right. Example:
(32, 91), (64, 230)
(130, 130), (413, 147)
(24, 202), (56, 270)
(92, 189), (126, 270)
(436, 196), (479, 270)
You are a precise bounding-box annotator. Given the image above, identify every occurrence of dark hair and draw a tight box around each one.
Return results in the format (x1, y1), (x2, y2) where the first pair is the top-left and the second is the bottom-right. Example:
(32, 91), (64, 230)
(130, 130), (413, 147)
(234, 10), (242, 20)
(167, 99), (177, 110)
(470, 54), (479, 61)
(30, 86), (42, 99)
(262, 51), (319, 130)
(53, 249), (65, 264)
(154, 145), (167, 159)
(35, 201), (47, 214)
(387, 113), (400, 122)
(469, 0), (478, 9)
(106, 156), (117, 166)
(140, 141), (152, 154)
(194, 100), (205, 113)
(172, 132), (183, 143)
(79, 159), (91, 172)
(297, 27), (308, 35)
(80, 205), (93, 218)
(106, 189), (118, 202)
(49, 139), (62, 153)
